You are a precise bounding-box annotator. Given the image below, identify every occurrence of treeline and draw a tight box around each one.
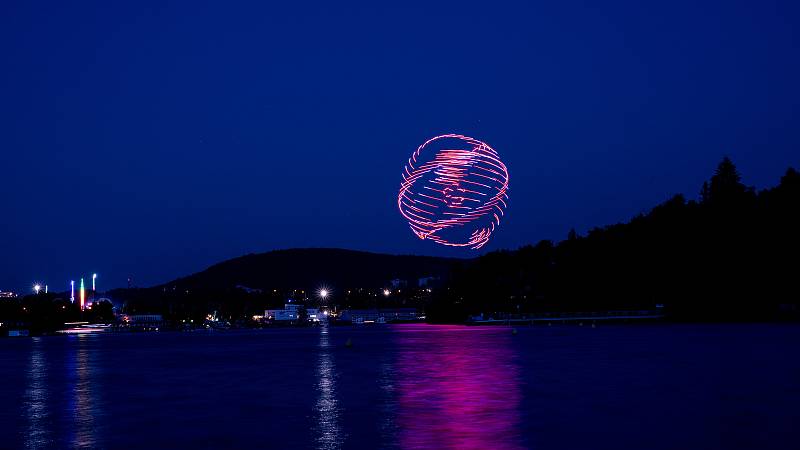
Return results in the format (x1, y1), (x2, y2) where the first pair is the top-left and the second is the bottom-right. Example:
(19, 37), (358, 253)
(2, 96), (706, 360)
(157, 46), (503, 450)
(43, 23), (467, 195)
(4, 158), (797, 330)
(429, 158), (800, 322)
(0, 294), (114, 334)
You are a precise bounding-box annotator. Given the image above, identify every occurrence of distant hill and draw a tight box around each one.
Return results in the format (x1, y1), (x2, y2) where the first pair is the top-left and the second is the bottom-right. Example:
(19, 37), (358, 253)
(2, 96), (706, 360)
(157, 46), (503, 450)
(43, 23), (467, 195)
(158, 248), (465, 291)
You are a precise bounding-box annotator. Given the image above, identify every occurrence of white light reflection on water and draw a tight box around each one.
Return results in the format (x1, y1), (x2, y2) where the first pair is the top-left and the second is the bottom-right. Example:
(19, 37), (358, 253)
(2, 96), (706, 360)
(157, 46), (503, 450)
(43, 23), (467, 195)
(24, 338), (51, 449)
(71, 335), (98, 449)
(314, 324), (345, 450)
(377, 359), (399, 442)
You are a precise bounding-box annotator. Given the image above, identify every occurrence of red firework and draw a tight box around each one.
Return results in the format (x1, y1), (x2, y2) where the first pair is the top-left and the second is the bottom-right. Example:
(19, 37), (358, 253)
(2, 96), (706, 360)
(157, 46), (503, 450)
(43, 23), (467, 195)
(398, 134), (510, 249)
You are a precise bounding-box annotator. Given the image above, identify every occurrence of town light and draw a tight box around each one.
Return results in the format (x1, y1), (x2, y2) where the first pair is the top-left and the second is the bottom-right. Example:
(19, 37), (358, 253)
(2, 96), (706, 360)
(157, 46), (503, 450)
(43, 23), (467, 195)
(33, 284), (41, 294)
(92, 273), (97, 291)
(80, 278), (85, 310)
(319, 288), (329, 300)
(383, 289), (391, 297)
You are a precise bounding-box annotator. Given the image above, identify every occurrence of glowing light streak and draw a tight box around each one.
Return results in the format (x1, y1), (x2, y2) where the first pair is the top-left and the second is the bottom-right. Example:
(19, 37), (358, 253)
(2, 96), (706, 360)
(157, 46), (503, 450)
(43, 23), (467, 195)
(80, 278), (85, 310)
(398, 134), (509, 249)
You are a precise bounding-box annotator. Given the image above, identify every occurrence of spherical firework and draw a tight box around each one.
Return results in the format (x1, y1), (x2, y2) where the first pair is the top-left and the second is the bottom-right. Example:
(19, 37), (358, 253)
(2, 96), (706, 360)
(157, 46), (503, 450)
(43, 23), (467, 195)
(398, 134), (509, 249)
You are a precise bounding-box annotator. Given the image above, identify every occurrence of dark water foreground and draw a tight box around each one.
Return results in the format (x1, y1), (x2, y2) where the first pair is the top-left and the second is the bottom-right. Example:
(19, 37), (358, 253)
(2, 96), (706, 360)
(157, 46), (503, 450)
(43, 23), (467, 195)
(1, 324), (799, 449)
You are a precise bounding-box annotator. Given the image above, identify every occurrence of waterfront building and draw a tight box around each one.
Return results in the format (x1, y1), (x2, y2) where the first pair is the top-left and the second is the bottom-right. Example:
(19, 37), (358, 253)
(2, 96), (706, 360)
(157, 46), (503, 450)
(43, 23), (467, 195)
(265, 304), (300, 321)
(120, 314), (165, 330)
(263, 304), (327, 322)
(339, 308), (419, 323)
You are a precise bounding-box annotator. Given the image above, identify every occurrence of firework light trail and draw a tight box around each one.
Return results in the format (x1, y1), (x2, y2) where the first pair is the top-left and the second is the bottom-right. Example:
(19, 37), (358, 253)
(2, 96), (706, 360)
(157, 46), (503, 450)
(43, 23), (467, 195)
(398, 134), (510, 249)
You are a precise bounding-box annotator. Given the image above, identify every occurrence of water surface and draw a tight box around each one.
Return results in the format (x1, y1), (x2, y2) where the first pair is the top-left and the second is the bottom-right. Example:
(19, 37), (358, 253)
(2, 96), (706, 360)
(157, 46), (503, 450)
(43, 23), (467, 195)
(1, 324), (798, 449)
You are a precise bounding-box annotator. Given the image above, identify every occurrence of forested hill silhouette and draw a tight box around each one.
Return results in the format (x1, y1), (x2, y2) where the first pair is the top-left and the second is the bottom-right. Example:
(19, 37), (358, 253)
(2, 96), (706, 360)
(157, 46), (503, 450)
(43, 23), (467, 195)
(109, 158), (797, 322)
(159, 248), (462, 291)
(430, 158), (800, 321)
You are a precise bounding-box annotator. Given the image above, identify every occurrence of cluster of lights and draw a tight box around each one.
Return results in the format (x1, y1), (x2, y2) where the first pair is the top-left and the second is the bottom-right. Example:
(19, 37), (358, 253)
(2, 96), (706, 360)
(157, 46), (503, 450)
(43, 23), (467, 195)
(398, 134), (509, 249)
(31, 273), (97, 311)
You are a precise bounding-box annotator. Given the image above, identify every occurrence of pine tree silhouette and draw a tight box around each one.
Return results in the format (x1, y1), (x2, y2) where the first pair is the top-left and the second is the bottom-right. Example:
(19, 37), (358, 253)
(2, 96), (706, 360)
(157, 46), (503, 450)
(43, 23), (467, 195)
(708, 156), (747, 204)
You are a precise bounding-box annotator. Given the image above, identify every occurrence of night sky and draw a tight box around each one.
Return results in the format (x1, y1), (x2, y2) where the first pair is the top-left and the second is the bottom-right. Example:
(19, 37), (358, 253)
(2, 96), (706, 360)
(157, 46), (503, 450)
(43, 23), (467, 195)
(2, 1), (798, 293)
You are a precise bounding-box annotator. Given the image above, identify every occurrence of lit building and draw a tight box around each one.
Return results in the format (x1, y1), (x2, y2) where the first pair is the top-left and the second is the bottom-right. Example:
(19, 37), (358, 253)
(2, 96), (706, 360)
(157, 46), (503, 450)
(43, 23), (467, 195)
(120, 314), (165, 330)
(264, 304), (327, 322)
(0, 291), (16, 298)
(339, 308), (420, 324)
(265, 304), (300, 321)
(306, 308), (323, 322)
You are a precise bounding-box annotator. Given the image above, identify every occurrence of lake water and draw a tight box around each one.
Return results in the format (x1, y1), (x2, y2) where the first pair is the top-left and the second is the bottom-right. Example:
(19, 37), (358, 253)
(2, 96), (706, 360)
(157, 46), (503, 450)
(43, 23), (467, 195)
(1, 324), (799, 449)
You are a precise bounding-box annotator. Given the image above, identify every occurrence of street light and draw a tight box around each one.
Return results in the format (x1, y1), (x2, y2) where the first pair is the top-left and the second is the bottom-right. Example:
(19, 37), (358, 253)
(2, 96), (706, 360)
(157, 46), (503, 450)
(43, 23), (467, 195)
(92, 273), (97, 291)
(383, 289), (391, 297)
(319, 289), (329, 300)
(33, 284), (41, 294)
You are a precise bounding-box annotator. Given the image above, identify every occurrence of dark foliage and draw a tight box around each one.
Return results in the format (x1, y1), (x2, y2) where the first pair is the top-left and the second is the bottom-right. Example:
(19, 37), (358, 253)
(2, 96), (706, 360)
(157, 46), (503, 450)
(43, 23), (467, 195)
(429, 159), (799, 322)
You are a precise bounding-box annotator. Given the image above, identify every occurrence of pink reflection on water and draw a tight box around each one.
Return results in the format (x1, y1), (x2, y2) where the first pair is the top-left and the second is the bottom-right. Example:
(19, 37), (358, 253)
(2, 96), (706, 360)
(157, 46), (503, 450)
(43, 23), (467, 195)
(394, 325), (523, 449)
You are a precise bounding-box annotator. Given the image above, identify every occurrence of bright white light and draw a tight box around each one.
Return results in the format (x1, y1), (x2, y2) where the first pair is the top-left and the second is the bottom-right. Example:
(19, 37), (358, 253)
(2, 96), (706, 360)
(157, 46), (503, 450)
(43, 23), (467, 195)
(383, 289), (391, 297)
(319, 289), (329, 299)
(33, 284), (41, 293)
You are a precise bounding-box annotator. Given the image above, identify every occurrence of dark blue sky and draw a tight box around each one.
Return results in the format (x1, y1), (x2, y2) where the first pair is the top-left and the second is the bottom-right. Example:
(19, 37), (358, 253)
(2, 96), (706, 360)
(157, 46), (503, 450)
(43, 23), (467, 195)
(2, 0), (798, 293)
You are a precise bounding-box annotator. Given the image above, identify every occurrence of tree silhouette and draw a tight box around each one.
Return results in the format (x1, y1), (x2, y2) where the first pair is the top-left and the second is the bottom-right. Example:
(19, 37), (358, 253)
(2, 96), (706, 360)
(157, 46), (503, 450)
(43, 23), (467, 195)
(567, 228), (578, 241)
(708, 156), (748, 204)
(700, 181), (711, 204)
(781, 167), (799, 188)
